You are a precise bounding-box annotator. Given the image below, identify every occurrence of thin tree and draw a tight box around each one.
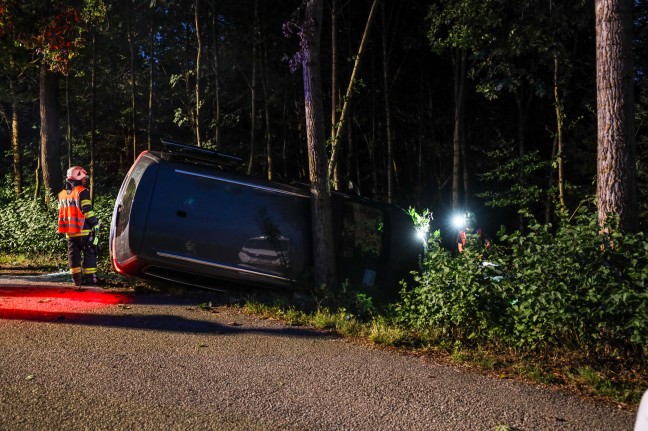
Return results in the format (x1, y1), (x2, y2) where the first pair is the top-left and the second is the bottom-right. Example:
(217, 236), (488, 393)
(11, 102), (22, 195)
(211, 1), (222, 147)
(327, 0), (378, 189)
(127, 0), (137, 161)
(65, 74), (72, 167)
(247, 0), (259, 175)
(451, 48), (466, 211)
(89, 27), (97, 200)
(148, 10), (155, 151)
(381, 0), (394, 203)
(194, 0), (202, 147)
(261, 39), (273, 180)
(595, 0), (637, 231)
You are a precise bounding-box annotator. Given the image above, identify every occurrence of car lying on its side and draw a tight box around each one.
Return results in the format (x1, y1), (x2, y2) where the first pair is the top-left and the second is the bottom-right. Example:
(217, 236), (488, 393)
(109, 140), (422, 301)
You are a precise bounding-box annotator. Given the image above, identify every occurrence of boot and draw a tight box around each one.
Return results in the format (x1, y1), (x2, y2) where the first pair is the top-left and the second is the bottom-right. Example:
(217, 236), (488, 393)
(72, 273), (84, 287)
(84, 274), (98, 286)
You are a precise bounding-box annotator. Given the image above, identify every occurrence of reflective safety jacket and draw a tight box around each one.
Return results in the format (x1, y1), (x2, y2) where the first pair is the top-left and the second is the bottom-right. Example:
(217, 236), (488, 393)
(58, 185), (98, 237)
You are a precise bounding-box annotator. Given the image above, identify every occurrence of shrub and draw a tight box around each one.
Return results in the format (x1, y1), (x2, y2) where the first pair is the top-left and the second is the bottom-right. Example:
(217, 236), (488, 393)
(0, 189), (116, 259)
(397, 205), (647, 358)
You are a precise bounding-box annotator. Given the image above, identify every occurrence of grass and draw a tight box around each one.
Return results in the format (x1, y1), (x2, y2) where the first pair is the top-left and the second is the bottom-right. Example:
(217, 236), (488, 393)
(0, 253), (65, 272)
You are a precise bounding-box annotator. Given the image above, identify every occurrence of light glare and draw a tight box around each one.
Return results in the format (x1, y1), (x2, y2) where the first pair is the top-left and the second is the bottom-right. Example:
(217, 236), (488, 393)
(452, 215), (465, 229)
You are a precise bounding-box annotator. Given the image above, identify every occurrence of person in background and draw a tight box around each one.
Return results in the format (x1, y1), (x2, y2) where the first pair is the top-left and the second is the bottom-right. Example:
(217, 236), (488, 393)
(456, 211), (482, 253)
(57, 166), (100, 286)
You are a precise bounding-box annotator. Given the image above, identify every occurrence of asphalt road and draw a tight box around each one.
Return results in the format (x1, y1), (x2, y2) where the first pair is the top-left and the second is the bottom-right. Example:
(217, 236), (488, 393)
(0, 274), (638, 431)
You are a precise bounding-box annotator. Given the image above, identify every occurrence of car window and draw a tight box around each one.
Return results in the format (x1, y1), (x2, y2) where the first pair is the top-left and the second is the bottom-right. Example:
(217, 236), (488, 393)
(116, 161), (148, 236)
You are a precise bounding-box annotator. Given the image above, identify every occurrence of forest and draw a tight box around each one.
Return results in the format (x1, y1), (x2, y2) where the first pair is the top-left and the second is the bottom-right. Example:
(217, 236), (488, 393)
(0, 0), (644, 237)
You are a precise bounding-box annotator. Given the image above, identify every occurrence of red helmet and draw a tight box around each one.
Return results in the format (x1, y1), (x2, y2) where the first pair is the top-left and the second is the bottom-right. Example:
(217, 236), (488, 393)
(66, 166), (88, 181)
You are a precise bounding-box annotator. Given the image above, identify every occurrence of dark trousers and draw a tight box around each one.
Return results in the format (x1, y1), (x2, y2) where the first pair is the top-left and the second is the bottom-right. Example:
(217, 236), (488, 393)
(66, 235), (97, 275)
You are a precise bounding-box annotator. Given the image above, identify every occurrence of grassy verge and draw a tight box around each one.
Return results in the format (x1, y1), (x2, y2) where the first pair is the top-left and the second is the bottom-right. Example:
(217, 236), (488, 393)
(240, 297), (646, 408)
(0, 253), (66, 272)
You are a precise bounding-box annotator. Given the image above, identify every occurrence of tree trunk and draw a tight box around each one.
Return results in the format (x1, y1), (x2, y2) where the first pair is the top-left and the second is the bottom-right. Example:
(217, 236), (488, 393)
(327, 0), (378, 189)
(370, 58), (378, 199)
(212, 2), (222, 148)
(11, 103), (22, 195)
(346, 100), (358, 192)
(381, 0), (394, 204)
(261, 41), (273, 181)
(554, 55), (565, 209)
(90, 28), (97, 200)
(33, 152), (41, 204)
(65, 74), (72, 168)
(247, 0), (259, 175)
(39, 64), (62, 204)
(148, 14), (154, 151)
(330, 0), (338, 188)
(301, 0), (337, 290)
(194, 0), (202, 147)
(451, 48), (466, 211)
(595, 0), (637, 231)
(127, 0), (137, 162)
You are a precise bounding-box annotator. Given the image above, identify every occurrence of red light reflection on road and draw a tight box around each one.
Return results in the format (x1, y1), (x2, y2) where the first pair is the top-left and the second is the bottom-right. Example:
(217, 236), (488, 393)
(0, 285), (131, 321)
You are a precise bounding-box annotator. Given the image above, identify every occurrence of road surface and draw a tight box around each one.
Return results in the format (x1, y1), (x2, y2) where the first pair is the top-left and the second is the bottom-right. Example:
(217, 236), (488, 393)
(0, 274), (638, 431)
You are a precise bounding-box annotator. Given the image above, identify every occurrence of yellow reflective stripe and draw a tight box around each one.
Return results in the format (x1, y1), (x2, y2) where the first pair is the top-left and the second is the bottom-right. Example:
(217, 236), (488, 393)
(81, 200), (92, 206)
(66, 230), (91, 238)
(83, 268), (97, 274)
(70, 267), (82, 274)
(84, 211), (96, 218)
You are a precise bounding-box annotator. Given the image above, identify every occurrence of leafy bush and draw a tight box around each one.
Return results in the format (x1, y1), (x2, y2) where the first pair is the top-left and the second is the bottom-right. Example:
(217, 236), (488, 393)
(396, 229), (509, 342)
(0, 190), (116, 259)
(0, 193), (63, 256)
(397, 205), (647, 358)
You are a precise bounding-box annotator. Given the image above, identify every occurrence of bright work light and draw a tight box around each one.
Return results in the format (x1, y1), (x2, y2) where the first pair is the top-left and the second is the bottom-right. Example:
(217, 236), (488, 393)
(416, 225), (429, 244)
(452, 214), (465, 229)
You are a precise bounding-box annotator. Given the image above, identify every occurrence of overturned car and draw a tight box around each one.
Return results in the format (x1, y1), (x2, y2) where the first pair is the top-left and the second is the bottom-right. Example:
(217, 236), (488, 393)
(109, 140), (422, 301)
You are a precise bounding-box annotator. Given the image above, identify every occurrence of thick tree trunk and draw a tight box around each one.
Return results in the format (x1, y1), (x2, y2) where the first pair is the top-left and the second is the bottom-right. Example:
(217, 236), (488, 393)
(301, 0), (337, 290)
(39, 64), (62, 203)
(595, 0), (637, 231)
(11, 103), (22, 195)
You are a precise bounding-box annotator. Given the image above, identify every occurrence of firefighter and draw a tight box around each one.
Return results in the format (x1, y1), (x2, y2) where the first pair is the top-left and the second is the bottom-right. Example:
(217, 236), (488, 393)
(57, 166), (100, 286)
